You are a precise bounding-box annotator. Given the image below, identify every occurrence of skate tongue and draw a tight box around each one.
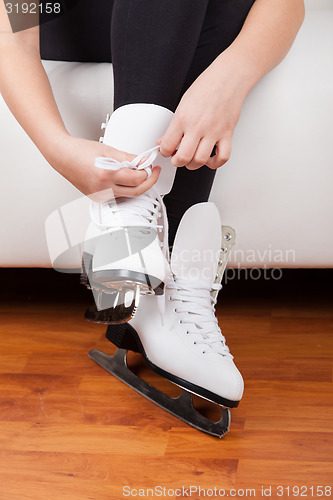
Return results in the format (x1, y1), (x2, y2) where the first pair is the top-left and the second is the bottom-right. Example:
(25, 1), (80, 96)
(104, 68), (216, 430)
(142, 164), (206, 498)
(171, 203), (222, 287)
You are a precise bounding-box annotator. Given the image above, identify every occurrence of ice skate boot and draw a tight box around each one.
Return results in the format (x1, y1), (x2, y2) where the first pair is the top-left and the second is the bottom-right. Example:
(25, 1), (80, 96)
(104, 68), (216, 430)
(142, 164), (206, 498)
(89, 202), (242, 437)
(82, 104), (176, 323)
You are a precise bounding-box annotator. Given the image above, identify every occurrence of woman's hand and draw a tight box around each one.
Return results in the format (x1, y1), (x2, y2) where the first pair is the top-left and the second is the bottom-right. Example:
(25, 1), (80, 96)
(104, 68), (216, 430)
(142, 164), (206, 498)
(50, 135), (161, 201)
(159, 0), (305, 171)
(0, 26), (158, 199)
(158, 56), (250, 171)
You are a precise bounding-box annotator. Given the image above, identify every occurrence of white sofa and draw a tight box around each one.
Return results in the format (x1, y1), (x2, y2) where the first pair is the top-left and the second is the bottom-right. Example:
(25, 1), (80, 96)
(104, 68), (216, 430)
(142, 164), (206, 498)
(1, 0), (332, 269)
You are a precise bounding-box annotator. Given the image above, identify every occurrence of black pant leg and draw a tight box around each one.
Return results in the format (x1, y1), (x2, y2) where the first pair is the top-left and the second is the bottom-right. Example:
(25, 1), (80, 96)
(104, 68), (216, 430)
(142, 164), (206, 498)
(111, 0), (209, 112)
(164, 0), (255, 244)
(110, 1), (254, 243)
(40, 0), (115, 62)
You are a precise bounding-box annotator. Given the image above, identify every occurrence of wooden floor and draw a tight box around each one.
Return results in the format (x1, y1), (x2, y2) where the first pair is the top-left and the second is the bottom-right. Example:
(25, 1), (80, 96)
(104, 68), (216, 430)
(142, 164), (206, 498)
(0, 269), (332, 500)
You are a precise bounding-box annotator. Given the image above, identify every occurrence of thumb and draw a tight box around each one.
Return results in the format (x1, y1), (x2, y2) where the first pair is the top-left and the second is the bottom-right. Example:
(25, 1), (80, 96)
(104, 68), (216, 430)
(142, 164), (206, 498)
(102, 145), (136, 163)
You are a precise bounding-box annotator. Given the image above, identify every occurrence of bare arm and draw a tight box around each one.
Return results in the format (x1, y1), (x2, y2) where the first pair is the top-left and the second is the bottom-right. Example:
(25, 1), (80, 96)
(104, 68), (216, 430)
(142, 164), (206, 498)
(0, 5), (160, 198)
(0, 24), (69, 158)
(160, 0), (305, 170)
(218, 0), (306, 88)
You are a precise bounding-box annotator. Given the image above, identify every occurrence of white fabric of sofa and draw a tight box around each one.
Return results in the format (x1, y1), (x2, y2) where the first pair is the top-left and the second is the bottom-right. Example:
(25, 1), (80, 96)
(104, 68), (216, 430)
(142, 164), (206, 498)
(0, 0), (332, 269)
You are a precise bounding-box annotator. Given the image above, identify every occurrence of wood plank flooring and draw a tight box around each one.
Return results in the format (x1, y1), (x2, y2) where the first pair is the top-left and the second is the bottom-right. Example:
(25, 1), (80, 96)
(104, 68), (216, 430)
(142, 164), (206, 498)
(0, 269), (332, 500)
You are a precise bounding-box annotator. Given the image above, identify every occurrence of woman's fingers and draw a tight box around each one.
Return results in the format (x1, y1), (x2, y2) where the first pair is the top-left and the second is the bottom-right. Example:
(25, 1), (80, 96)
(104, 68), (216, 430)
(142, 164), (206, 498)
(114, 166), (161, 197)
(185, 137), (216, 170)
(160, 130), (232, 170)
(206, 138), (232, 170)
(158, 119), (183, 158)
(99, 144), (161, 192)
(113, 167), (149, 187)
(102, 144), (137, 163)
(159, 112), (232, 170)
(170, 133), (201, 168)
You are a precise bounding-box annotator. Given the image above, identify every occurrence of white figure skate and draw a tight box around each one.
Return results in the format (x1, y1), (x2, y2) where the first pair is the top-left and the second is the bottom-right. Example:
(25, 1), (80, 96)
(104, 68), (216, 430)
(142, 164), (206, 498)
(89, 203), (242, 437)
(82, 104), (176, 323)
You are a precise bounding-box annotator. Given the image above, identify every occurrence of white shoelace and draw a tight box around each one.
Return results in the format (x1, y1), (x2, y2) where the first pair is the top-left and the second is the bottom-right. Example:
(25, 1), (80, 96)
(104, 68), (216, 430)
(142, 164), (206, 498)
(90, 144), (168, 251)
(167, 278), (232, 357)
(89, 187), (164, 231)
(94, 145), (160, 179)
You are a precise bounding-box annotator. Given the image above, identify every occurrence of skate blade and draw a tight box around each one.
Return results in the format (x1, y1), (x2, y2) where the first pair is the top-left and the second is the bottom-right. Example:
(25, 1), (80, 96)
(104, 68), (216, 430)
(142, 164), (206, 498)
(93, 280), (152, 294)
(88, 348), (230, 438)
(85, 285), (141, 325)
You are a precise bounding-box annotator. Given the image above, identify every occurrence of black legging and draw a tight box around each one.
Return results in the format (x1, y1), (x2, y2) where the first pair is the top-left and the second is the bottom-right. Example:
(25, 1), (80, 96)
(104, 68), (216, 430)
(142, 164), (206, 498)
(40, 0), (255, 243)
